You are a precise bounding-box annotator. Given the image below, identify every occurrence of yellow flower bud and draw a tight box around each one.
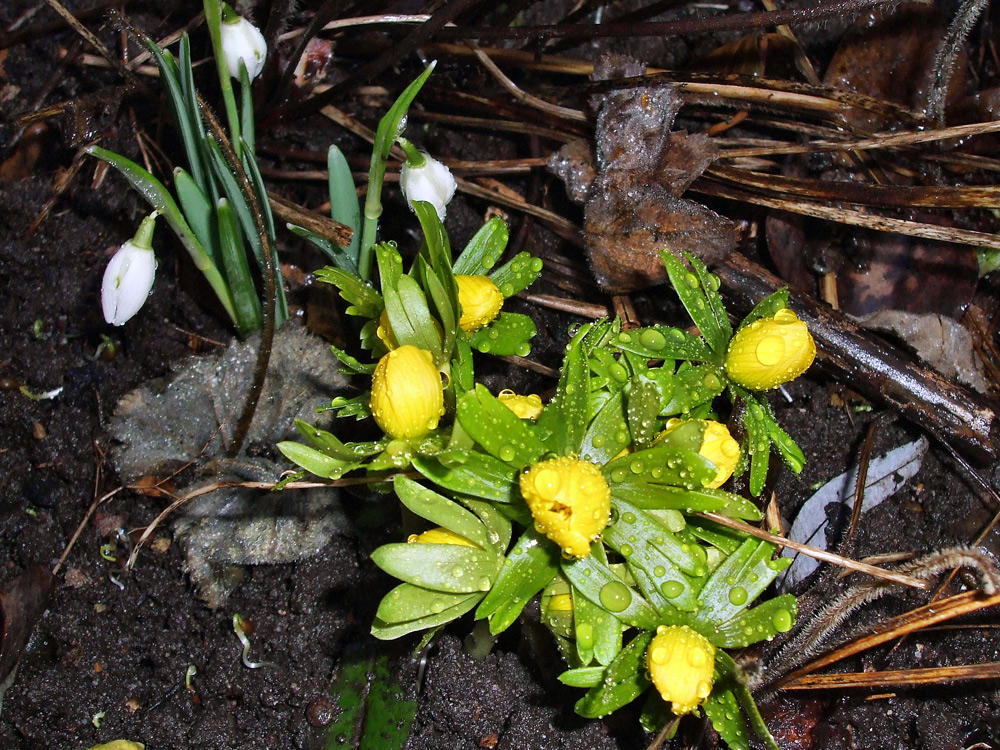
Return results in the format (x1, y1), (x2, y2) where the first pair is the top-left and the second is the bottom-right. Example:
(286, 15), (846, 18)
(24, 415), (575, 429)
(724, 309), (816, 390)
(497, 389), (543, 420)
(407, 526), (476, 546)
(376, 309), (399, 350)
(456, 274), (503, 332)
(370, 345), (444, 439)
(656, 419), (740, 489)
(520, 456), (611, 558)
(647, 625), (716, 716)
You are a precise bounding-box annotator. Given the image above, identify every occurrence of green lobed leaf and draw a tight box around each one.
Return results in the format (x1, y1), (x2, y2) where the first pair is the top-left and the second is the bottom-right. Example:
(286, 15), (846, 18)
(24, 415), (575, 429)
(627, 378), (661, 451)
(375, 242), (404, 289)
(684, 251), (732, 345)
(288, 223), (359, 276)
(579, 390), (629, 465)
(488, 251), (543, 297)
(412, 453), (518, 504)
(452, 339), (475, 393)
(602, 443), (718, 499)
(574, 631), (653, 719)
(703, 681), (750, 750)
(476, 527), (559, 635)
(383, 276), (443, 360)
(371, 542), (500, 594)
(276, 440), (358, 479)
(574, 587), (622, 666)
(605, 497), (707, 579)
(467, 313), (536, 357)
(314, 265), (382, 318)
(713, 593), (797, 648)
(535, 327), (590, 455)
(612, 325), (714, 362)
(659, 363), (726, 415)
(456, 385), (547, 469)
(320, 393), (373, 420)
(294, 418), (382, 461)
(421, 260), (458, 359)
(394, 476), (493, 551)
(374, 581), (482, 628)
(660, 249), (728, 358)
(328, 343), (376, 375)
(562, 553), (659, 630)
(457, 496), (512, 553)
(558, 665), (606, 688)
(453, 217), (508, 275)
(695, 539), (788, 631)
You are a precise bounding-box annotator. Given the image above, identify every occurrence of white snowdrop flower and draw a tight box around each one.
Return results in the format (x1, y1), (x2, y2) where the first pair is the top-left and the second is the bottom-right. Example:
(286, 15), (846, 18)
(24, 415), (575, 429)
(102, 213), (158, 326)
(220, 9), (267, 81)
(398, 139), (456, 222)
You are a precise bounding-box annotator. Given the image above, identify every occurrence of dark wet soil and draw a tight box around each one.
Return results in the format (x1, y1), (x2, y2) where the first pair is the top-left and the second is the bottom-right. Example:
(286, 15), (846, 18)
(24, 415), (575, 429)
(2, 2), (1000, 750)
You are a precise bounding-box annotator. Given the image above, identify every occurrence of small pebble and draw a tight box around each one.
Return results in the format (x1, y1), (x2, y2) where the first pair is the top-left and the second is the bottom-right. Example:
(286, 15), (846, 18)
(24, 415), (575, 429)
(306, 697), (333, 727)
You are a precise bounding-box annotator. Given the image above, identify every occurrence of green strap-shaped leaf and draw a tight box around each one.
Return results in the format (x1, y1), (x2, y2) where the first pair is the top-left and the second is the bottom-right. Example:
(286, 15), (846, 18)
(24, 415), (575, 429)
(238, 62), (255, 156)
(146, 42), (205, 193)
(177, 35), (210, 192)
(695, 539), (788, 630)
(535, 328), (590, 454)
(660, 249), (728, 359)
(703, 680), (750, 750)
(659, 363), (725, 415)
(314, 265), (382, 318)
(216, 197), (261, 335)
(613, 325), (714, 362)
(605, 497), (707, 578)
(718, 649), (781, 750)
(488, 251), (542, 297)
(602, 443), (717, 497)
(467, 312), (536, 357)
(574, 631), (653, 719)
(372, 542), (500, 594)
(374, 582), (482, 630)
(476, 528), (558, 635)
(558, 665), (605, 688)
(456, 385), (547, 469)
(327, 144), (361, 264)
(453, 216), (508, 275)
(173, 167), (218, 264)
(394, 476), (493, 551)
(684, 251), (732, 345)
(627, 378), (661, 451)
(327, 343), (376, 375)
(413, 453), (518, 504)
(562, 553), (659, 630)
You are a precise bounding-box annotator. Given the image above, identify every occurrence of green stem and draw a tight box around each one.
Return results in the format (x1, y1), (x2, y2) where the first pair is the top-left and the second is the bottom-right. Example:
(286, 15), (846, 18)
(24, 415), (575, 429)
(205, 0), (242, 161)
(396, 138), (425, 167)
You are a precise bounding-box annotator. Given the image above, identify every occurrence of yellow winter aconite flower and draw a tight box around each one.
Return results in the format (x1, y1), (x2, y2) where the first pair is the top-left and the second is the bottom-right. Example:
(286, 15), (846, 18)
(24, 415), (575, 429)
(497, 389), (543, 420)
(370, 345), (444, 439)
(456, 274), (504, 332)
(407, 526), (476, 546)
(656, 419), (740, 489)
(376, 309), (399, 350)
(724, 308), (816, 390)
(520, 456), (611, 558)
(647, 625), (717, 716)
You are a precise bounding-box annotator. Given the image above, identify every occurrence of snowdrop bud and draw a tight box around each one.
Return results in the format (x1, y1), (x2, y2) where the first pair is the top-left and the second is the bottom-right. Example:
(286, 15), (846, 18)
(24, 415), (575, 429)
(520, 456), (610, 559)
(647, 625), (716, 716)
(370, 345), (444, 440)
(219, 5), (267, 80)
(398, 139), (456, 221)
(102, 213), (158, 326)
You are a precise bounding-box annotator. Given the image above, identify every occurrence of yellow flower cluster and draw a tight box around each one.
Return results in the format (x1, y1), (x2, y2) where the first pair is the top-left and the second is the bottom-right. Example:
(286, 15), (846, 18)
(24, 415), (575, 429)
(724, 309), (815, 391)
(647, 624), (716, 716)
(520, 456), (611, 558)
(370, 345), (444, 439)
(656, 419), (740, 489)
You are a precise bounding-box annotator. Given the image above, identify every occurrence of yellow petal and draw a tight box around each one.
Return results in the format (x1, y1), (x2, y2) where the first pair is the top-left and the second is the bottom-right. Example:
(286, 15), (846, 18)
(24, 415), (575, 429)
(456, 275), (503, 332)
(725, 309), (816, 390)
(370, 345), (444, 439)
(647, 625), (716, 715)
(497, 389), (543, 420)
(519, 456), (610, 558)
(407, 527), (476, 546)
(656, 419), (741, 489)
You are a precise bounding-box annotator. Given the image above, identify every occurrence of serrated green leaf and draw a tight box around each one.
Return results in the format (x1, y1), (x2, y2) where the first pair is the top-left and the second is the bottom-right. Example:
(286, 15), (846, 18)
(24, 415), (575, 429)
(314, 265), (382, 318)
(714, 594), (797, 648)
(660, 250), (728, 358)
(467, 312), (536, 357)
(394, 476), (492, 551)
(574, 631), (653, 719)
(454, 217), (508, 275)
(488, 251), (542, 296)
(456, 385), (547, 468)
(372, 543), (500, 594)
(562, 554), (659, 630)
(476, 527), (559, 634)
(413, 453), (518, 503)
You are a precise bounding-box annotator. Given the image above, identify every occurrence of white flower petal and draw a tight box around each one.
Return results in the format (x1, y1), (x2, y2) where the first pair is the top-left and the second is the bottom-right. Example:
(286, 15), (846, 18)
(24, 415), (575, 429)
(400, 153), (456, 221)
(102, 240), (157, 326)
(220, 16), (267, 80)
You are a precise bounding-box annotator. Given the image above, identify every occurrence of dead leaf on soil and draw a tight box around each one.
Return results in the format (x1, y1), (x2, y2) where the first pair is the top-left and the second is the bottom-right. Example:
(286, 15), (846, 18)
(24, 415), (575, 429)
(0, 564), (56, 713)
